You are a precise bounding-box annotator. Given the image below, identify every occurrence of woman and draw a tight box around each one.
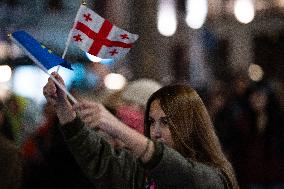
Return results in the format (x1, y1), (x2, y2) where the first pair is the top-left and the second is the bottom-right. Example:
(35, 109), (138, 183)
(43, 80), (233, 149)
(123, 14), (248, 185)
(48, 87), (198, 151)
(43, 72), (238, 189)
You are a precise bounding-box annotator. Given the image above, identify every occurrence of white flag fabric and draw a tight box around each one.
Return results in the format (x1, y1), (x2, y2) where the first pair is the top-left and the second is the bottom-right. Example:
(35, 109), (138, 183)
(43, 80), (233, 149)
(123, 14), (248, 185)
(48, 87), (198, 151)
(69, 5), (139, 62)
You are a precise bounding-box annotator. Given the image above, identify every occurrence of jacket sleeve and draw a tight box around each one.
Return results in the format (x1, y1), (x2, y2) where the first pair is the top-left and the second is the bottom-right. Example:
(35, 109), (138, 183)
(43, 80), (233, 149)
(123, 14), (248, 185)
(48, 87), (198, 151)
(60, 117), (145, 189)
(146, 144), (229, 189)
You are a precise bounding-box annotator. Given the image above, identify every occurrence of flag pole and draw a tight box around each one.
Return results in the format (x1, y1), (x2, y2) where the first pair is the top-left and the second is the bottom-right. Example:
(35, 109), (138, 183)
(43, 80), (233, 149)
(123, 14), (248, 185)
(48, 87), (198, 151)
(56, 30), (73, 72)
(9, 34), (78, 104)
(56, 1), (87, 73)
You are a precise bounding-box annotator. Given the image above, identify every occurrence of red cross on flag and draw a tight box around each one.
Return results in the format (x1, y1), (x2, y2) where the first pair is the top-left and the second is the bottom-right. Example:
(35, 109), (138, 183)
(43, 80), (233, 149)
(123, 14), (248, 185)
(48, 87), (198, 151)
(69, 5), (139, 62)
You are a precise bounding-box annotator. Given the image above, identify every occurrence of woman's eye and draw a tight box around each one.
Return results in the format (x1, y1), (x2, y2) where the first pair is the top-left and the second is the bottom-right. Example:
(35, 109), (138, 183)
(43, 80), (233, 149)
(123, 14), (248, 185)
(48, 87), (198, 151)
(148, 118), (155, 126)
(160, 117), (169, 126)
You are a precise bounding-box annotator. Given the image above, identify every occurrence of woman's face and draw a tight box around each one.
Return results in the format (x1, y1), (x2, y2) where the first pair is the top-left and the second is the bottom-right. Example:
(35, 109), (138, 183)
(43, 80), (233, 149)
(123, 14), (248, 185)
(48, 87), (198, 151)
(149, 100), (174, 148)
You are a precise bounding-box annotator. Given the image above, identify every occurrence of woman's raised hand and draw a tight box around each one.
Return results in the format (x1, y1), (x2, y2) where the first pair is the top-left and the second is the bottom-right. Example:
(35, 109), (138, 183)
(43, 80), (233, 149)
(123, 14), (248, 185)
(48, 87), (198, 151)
(43, 72), (67, 105)
(43, 72), (76, 125)
(73, 100), (155, 162)
(73, 100), (122, 137)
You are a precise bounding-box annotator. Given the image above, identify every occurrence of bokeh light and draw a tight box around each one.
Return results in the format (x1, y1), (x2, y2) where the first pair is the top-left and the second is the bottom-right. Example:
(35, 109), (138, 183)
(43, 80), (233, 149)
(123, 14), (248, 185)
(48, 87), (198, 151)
(157, 0), (177, 36)
(234, 0), (255, 24)
(104, 73), (126, 90)
(186, 0), (208, 29)
(248, 63), (264, 81)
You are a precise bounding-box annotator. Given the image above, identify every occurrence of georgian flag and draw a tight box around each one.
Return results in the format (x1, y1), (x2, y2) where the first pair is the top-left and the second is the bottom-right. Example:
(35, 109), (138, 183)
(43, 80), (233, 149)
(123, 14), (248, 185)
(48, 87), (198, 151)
(69, 5), (139, 62)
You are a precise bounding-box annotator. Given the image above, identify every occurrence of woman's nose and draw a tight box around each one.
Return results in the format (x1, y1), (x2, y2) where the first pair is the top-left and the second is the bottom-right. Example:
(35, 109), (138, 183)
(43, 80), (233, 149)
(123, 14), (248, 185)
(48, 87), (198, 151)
(152, 125), (161, 139)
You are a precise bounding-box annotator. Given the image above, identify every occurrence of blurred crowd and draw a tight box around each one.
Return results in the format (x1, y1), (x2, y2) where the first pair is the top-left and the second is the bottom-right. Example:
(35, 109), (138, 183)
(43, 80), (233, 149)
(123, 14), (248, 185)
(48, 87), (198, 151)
(205, 75), (284, 189)
(0, 74), (283, 189)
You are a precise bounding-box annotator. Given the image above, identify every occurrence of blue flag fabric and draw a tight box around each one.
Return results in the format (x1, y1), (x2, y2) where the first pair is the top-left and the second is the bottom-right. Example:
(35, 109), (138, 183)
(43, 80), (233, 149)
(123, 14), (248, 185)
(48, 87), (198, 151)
(11, 31), (72, 70)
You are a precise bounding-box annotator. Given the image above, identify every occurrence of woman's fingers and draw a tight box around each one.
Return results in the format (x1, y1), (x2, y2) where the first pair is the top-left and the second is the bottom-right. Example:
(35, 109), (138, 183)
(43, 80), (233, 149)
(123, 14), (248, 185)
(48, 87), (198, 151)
(50, 72), (68, 99)
(51, 72), (65, 84)
(74, 101), (110, 129)
(51, 72), (64, 82)
(43, 79), (57, 98)
(46, 97), (57, 106)
(79, 108), (98, 120)
(43, 82), (57, 106)
(73, 101), (99, 112)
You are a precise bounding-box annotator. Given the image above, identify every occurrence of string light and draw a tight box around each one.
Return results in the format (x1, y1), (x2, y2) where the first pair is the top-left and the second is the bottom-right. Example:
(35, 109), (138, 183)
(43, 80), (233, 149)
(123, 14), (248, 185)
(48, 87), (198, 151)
(157, 0), (177, 36)
(234, 0), (255, 24)
(185, 0), (208, 29)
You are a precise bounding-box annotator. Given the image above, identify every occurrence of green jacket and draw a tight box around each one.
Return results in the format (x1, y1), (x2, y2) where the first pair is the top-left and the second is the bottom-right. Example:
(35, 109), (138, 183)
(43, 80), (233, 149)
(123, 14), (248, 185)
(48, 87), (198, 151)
(61, 118), (230, 189)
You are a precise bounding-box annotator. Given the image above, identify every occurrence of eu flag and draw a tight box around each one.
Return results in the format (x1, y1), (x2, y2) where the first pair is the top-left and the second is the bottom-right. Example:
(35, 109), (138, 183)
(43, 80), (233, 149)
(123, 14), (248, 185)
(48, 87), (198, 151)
(11, 31), (72, 70)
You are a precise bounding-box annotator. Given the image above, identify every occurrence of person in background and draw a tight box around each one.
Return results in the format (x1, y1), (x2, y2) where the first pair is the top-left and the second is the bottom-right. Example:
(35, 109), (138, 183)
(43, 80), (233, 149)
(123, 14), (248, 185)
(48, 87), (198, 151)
(239, 82), (284, 189)
(43, 72), (239, 189)
(0, 101), (14, 141)
(102, 78), (162, 136)
(212, 74), (252, 185)
(21, 102), (95, 189)
(0, 131), (22, 189)
(2, 95), (25, 146)
(3, 94), (40, 148)
(206, 81), (230, 154)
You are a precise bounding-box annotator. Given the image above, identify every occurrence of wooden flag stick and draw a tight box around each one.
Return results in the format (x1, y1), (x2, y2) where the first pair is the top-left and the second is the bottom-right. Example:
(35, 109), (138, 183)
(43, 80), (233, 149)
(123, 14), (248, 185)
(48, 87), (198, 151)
(57, 1), (88, 73)
(56, 32), (72, 72)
